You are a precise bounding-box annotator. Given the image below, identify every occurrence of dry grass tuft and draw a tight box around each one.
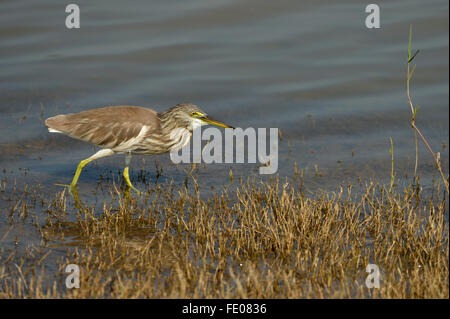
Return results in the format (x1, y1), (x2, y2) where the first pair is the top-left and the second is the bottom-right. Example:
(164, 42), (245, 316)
(0, 176), (448, 298)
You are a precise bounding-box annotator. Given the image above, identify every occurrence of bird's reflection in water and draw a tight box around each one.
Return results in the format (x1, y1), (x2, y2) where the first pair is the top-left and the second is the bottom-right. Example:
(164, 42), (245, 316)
(65, 184), (140, 208)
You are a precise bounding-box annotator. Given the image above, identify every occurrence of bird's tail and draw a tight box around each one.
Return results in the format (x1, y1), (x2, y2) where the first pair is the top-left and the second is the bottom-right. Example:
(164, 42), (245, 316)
(45, 115), (68, 134)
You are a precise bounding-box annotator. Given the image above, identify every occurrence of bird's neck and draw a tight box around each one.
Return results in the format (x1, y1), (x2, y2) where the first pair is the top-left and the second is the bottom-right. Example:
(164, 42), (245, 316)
(158, 115), (191, 152)
(158, 110), (191, 135)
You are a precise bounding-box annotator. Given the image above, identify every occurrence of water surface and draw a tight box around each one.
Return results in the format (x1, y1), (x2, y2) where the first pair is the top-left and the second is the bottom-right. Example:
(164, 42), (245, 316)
(0, 0), (448, 269)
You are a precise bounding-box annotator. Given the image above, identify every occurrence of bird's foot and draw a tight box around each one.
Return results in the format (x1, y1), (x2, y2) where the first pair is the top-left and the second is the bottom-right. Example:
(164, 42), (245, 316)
(55, 183), (82, 205)
(125, 183), (143, 196)
(123, 166), (143, 196)
(55, 182), (78, 193)
(55, 183), (71, 187)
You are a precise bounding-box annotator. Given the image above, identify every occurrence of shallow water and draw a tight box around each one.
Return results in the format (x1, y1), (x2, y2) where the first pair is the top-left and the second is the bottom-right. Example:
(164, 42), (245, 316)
(0, 0), (448, 269)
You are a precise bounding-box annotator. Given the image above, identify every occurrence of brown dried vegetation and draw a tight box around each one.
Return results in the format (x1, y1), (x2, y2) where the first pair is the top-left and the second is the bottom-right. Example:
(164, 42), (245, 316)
(0, 175), (448, 298)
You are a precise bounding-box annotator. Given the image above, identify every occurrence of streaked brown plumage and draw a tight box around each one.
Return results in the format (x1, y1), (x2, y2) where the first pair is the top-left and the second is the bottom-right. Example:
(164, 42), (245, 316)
(47, 106), (163, 153)
(45, 103), (234, 193)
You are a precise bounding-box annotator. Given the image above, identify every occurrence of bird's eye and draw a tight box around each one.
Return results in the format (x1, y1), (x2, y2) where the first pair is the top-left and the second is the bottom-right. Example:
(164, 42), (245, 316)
(191, 112), (203, 117)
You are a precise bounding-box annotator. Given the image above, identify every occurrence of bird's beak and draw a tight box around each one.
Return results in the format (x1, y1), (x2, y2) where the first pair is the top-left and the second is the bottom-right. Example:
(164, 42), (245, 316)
(200, 116), (234, 129)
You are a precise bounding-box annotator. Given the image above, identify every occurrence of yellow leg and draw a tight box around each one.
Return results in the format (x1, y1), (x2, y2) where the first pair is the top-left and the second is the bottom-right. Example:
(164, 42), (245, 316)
(123, 152), (142, 194)
(55, 149), (115, 189)
(123, 166), (142, 194)
(55, 158), (92, 202)
(69, 184), (82, 207)
(70, 159), (92, 188)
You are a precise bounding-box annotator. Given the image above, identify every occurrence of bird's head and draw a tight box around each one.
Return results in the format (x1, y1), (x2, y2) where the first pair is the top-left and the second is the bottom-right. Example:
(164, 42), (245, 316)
(161, 103), (234, 132)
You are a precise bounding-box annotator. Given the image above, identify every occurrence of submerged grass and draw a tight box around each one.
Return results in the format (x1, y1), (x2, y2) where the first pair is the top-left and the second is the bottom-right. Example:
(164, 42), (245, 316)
(0, 174), (448, 298)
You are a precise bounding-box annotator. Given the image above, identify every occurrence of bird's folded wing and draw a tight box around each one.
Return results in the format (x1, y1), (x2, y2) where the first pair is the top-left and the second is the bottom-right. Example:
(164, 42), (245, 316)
(45, 106), (160, 151)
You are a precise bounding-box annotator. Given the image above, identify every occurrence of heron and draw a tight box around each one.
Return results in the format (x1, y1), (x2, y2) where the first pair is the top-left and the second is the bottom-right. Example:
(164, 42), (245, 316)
(45, 103), (234, 193)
